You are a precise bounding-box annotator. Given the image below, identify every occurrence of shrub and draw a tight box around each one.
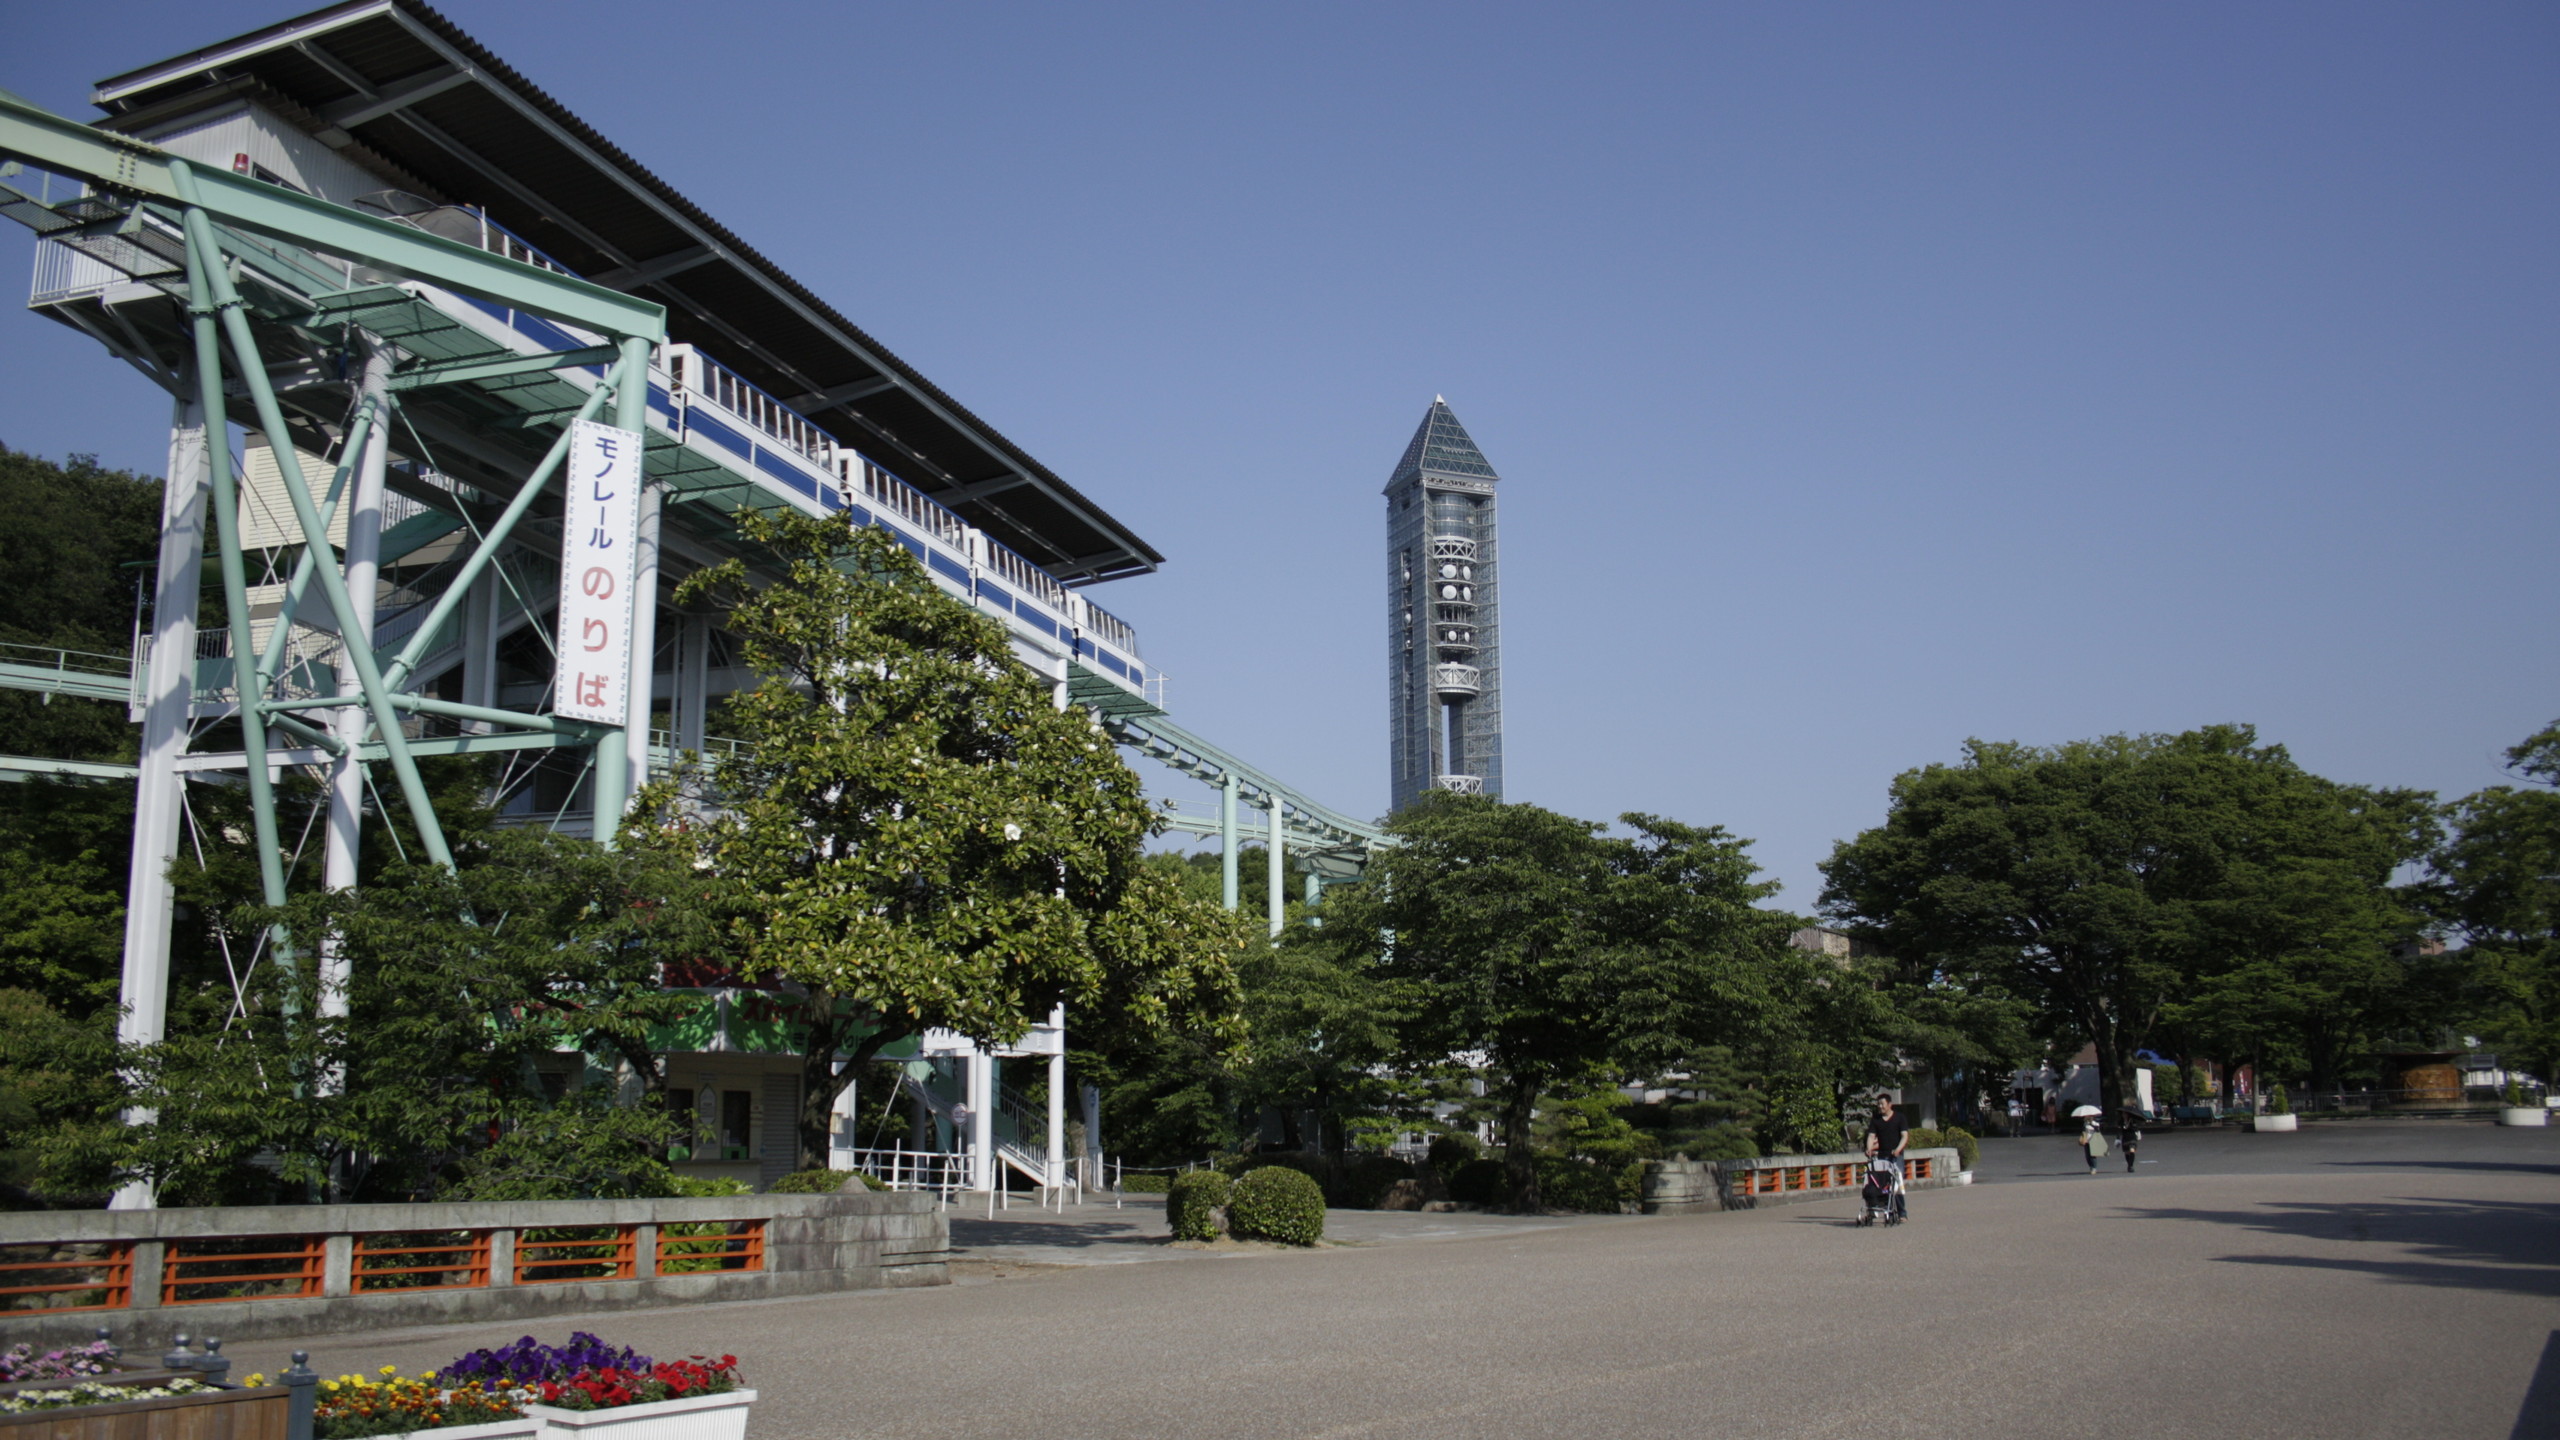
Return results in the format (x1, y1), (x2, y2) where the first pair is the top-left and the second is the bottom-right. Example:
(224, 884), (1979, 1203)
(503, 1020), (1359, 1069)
(1679, 1123), (1761, 1162)
(2504, 1079), (2528, 1107)
(1941, 1126), (1980, 1173)
(1166, 1169), (1230, 1240)
(1331, 1153), (1417, 1209)
(668, 1174), (753, 1197)
(1118, 1171), (1171, 1194)
(766, 1168), (883, 1194)
(1228, 1166), (1325, 1245)
(2268, 1084), (2290, 1116)
(1446, 1157), (1510, 1206)
(1534, 1156), (1622, 1214)
(1426, 1131), (1481, 1178)
(1906, 1125), (1943, 1158)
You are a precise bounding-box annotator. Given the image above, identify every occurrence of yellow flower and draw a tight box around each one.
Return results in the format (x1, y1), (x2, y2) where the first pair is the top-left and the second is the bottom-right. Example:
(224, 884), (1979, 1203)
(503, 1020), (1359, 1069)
(380, 1366), (398, 1377)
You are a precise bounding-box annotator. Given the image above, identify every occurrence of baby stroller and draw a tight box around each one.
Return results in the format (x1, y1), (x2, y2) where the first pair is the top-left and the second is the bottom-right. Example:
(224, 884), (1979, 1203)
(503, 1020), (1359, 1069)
(1857, 1156), (1906, 1227)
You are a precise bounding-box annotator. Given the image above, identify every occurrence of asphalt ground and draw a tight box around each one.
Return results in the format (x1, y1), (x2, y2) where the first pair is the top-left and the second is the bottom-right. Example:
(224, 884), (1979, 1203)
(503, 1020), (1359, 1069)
(221, 1122), (2560, 1439)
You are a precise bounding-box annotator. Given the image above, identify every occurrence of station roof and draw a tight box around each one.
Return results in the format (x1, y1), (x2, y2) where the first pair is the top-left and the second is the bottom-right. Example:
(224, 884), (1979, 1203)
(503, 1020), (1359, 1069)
(89, 0), (1163, 584)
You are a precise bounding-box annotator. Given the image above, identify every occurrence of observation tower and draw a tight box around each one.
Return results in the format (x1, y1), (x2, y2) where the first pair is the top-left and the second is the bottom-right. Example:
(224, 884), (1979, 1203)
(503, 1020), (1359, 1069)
(1385, 398), (1503, 811)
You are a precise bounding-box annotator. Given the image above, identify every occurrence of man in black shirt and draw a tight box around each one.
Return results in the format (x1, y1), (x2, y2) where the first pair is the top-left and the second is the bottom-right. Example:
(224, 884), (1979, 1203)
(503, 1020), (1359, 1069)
(1865, 1096), (1910, 1220)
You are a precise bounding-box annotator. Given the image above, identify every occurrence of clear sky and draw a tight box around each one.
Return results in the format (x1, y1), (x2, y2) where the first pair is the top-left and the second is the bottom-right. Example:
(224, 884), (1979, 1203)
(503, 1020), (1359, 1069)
(3, 3), (2553, 907)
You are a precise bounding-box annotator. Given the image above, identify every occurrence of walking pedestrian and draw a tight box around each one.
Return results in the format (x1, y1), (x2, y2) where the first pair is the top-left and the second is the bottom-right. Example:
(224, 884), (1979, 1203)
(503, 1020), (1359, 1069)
(2123, 1117), (2142, 1173)
(2078, 1116), (2107, 1175)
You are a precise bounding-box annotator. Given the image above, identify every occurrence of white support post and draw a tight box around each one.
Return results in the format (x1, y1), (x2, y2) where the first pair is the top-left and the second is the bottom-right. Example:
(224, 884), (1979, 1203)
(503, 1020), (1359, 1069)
(460, 567), (498, 730)
(112, 388), (210, 1211)
(1267, 796), (1285, 939)
(970, 1051), (995, 1193)
(1046, 1024), (1067, 1200)
(623, 482), (664, 804)
(320, 348), (393, 1026)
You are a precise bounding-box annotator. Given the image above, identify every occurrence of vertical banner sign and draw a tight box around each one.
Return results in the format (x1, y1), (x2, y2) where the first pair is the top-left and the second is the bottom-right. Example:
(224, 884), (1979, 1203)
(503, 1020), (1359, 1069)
(555, 419), (645, 724)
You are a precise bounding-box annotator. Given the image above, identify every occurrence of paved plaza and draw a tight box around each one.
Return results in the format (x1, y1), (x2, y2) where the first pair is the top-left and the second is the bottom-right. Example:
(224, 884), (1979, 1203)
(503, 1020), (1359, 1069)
(224, 1123), (2559, 1438)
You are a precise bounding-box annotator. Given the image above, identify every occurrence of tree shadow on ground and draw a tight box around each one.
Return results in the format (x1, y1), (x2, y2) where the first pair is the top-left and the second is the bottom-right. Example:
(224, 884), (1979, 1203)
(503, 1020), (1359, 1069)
(2514, 1332), (2560, 1440)
(2326, 1159), (2560, 1177)
(2115, 1195), (2560, 1300)
(948, 1216), (1165, 1251)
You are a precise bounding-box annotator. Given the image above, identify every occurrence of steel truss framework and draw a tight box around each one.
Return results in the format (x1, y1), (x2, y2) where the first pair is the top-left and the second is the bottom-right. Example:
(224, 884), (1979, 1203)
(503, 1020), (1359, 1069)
(0, 77), (1390, 1198)
(0, 85), (671, 1119)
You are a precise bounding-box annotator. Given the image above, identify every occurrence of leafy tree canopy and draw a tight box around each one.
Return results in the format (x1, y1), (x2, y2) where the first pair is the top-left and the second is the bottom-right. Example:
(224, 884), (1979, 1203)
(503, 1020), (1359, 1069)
(671, 509), (1248, 1170)
(1821, 724), (2432, 1117)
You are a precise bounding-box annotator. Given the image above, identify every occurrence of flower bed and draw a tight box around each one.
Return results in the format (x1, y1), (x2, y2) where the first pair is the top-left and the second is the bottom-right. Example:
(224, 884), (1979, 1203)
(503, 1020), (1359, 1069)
(0, 1378), (213, 1414)
(0, 1340), (122, 1384)
(235, 1333), (751, 1440)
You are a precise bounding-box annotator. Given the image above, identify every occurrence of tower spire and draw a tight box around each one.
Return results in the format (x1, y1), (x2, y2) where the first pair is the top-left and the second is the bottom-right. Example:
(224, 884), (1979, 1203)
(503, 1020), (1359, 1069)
(1384, 398), (1504, 811)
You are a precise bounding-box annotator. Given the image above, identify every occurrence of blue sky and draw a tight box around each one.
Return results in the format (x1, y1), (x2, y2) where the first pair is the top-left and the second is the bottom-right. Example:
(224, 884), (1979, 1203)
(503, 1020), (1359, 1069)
(3, 3), (2554, 906)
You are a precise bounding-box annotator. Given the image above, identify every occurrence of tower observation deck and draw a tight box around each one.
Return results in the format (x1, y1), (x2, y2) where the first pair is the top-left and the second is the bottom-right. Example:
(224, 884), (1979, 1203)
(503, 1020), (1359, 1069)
(1385, 398), (1503, 811)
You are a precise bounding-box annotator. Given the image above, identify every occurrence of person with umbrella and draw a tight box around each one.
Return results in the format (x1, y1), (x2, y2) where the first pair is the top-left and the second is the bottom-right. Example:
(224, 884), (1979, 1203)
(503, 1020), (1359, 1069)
(2073, 1104), (2107, 1175)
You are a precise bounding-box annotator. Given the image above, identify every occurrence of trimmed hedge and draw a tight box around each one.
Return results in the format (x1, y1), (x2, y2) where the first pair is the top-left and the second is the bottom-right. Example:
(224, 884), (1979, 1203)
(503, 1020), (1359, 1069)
(767, 1168), (885, 1193)
(1941, 1125), (1979, 1173)
(1167, 1169), (1231, 1240)
(1228, 1165), (1326, 1245)
(1119, 1172), (1172, 1194)
(1426, 1131), (1480, 1177)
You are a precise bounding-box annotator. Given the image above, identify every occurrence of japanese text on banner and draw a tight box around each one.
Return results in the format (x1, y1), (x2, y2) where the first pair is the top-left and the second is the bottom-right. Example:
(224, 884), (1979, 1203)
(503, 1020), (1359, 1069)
(554, 419), (644, 724)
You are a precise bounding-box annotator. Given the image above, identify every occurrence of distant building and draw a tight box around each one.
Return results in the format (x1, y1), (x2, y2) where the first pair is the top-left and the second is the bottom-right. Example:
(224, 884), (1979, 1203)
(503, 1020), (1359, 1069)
(1385, 399), (1504, 811)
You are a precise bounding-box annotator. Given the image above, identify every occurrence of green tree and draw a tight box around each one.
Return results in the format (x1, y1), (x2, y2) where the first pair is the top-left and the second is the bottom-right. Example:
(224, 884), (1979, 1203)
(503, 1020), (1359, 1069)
(1328, 796), (1791, 1208)
(82, 827), (712, 1204)
(2424, 721), (2560, 1085)
(1822, 725), (2429, 1118)
(674, 510), (1248, 1170)
(0, 448), (167, 763)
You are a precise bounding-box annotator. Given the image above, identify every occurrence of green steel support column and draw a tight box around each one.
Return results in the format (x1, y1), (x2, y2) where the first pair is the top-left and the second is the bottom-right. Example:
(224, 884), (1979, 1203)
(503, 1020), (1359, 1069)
(1266, 796), (1284, 939)
(1305, 872), (1321, 907)
(588, 336), (652, 848)
(175, 175), (453, 871)
(380, 379), (615, 690)
(1220, 774), (1239, 912)
(253, 394), (379, 687)
(183, 212), (288, 917)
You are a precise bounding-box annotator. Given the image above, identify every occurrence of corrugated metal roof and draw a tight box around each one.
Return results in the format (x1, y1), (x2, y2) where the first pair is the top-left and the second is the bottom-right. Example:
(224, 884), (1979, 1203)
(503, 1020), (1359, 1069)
(92, 0), (1162, 583)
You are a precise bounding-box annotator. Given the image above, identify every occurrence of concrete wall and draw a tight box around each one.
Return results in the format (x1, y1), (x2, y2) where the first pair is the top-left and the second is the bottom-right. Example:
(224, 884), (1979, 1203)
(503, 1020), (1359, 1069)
(1639, 1147), (1964, 1216)
(0, 1189), (945, 1350)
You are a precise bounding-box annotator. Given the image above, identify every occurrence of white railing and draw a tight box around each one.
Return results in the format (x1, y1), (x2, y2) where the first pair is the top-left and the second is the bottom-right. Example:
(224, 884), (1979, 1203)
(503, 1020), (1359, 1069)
(667, 347), (837, 467)
(1436, 774), (1485, 795)
(840, 455), (970, 549)
(29, 236), (123, 303)
(840, 1146), (972, 1197)
(983, 537), (1068, 613)
(1084, 602), (1140, 658)
(1432, 662), (1481, 697)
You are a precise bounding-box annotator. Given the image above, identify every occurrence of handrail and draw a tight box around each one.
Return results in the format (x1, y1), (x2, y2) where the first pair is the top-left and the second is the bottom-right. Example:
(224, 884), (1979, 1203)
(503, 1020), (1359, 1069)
(983, 536), (1067, 613)
(841, 455), (970, 549)
(667, 346), (835, 467)
(1083, 601), (1140, 657)
(0, 640), (132, 678)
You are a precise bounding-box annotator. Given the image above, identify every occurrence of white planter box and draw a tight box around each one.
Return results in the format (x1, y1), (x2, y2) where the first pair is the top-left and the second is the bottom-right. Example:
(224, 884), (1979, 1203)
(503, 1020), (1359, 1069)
(2498, 1107), (2548, 1127)
(1954, 1171), (1975, 1185)
(2252, 1113), (2298, 1132)
(525, 1389), (755, 1440)
(385, 1420), (544, 1440)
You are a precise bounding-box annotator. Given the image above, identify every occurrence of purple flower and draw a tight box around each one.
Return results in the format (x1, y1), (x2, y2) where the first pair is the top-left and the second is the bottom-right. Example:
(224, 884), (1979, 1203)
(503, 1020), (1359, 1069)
(439, 1333), (651, 1385)
(0, 1340), (119, 1383)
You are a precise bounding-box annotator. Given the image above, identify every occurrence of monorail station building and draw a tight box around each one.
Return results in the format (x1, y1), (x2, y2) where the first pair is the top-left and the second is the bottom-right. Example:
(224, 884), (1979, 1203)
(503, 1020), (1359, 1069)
(0, 0), (1383, 1202)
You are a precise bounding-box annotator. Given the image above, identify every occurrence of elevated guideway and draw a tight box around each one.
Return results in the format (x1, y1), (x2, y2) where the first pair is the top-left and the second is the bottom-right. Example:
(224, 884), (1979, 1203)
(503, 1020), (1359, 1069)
(0, 32), (1384, 1213)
